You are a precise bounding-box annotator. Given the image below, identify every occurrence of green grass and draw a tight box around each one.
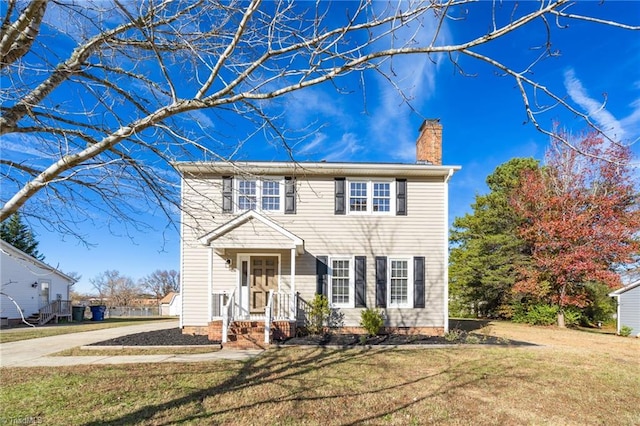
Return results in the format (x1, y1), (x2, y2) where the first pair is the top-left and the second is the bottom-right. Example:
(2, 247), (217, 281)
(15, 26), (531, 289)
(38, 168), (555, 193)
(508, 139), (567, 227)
(0, 317), (174, 343)
(1, 321), (639, 425)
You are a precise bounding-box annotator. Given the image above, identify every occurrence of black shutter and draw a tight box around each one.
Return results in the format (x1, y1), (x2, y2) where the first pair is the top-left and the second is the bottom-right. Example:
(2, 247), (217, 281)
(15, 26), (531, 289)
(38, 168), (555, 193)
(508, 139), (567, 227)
(396, 179), (407, 216)
(413, 256), (425, 308)
(222, 176), (233, 213)
(355, 256), (367, 308)
(316, 256), (328, 296)
(285, 177), (296, 214)
(335, 178), (346, 215)
(375, 256), (387, 308)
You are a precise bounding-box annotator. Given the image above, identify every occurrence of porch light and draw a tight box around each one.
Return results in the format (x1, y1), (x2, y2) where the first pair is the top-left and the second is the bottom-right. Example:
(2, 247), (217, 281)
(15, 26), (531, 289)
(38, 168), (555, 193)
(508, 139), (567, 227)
(31, 282), (38, 288)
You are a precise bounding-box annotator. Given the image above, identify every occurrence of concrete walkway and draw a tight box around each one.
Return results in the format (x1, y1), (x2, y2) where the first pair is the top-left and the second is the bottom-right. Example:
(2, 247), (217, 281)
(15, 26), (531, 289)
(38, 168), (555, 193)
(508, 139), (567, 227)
(0, 320), (264, 367)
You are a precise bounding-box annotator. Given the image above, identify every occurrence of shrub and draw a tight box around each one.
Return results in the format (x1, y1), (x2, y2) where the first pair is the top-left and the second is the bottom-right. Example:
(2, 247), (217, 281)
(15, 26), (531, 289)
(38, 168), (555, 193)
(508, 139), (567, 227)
(307, 294), (331, 335)
(562, 307), (582, 328)
(444, 328), (462, 342)
(360, 308), (384, 336)
(464, 334), (481, 344)
(512, 303), (558, 326)
(619, 325), (633, 337)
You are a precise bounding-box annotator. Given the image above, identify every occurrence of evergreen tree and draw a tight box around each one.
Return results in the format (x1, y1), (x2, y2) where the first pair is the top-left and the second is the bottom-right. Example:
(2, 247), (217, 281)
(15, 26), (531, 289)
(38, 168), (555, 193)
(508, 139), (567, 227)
(0, 212), (45, 260)
(449, 158), (539, 318)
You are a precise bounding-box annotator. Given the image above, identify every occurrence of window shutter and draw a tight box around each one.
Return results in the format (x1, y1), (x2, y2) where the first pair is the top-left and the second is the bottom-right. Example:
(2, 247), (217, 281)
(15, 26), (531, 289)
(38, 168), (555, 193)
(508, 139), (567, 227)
(316, 256), (328, 296)
(222, 176), (233, 213)
(396, 179), (407, 216)
(285, 177), (296, 214)
(413, 256), (425, 308)
(355, 256), (366, 308)
(375, 256), (387, 308)
(335, 178), (346, 215)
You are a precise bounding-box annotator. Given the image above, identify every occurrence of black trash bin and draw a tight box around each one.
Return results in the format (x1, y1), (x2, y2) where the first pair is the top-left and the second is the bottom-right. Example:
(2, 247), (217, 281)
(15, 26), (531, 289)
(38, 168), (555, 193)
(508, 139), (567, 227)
(72, 306), (86, 322)
(90, 305), (107, 321)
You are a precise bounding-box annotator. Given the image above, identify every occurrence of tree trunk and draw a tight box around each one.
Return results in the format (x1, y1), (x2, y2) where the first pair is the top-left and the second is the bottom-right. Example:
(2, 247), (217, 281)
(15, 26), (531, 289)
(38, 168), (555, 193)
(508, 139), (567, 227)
(557, 310), (565, 328)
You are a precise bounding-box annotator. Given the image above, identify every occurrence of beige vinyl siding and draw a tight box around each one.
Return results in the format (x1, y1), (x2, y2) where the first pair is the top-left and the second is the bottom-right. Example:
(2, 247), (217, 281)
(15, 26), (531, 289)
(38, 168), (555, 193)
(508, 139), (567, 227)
(180, 174), (447, 328)
(212, 218), (298, 251)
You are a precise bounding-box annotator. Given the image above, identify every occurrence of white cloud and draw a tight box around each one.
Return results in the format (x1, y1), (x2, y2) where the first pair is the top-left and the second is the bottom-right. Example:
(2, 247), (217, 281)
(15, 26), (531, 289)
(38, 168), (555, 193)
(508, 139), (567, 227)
(367, 2), (450, 162)
(564, 69), (640, 144)
(297, 132), (327, 156)
(323, 133), (363, 162)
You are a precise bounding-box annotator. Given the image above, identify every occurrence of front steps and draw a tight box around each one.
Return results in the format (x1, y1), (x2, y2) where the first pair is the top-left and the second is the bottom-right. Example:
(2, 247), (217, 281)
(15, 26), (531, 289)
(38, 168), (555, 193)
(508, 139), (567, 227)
(208, 319), (296, 350)
(225, 321), (269, 350)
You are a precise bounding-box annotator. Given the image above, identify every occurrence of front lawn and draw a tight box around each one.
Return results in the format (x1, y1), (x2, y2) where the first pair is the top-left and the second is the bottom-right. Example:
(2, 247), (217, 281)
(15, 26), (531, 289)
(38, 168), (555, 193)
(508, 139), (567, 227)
(1, 321), (638, 425)
(0, 317), (174, 343)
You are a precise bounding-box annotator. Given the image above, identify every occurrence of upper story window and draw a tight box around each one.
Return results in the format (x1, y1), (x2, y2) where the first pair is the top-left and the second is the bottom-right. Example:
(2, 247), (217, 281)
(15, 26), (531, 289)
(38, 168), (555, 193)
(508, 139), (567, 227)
(347, 179), (394, 214)
(222, 176), (296, 214)
(336, 177), (406, 216)
(237, 178), (283, 212)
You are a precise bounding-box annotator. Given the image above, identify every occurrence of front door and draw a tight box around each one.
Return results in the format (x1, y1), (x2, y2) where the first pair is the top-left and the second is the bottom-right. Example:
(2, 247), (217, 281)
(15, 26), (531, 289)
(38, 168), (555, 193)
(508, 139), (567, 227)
(39, 281), (50, 308)
(250, 256), (278, 314)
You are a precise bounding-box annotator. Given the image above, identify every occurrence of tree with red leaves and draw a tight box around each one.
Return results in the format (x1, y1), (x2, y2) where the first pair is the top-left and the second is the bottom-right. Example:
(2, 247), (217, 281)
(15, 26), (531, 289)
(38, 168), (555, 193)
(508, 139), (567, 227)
(511, 131), (640, 327)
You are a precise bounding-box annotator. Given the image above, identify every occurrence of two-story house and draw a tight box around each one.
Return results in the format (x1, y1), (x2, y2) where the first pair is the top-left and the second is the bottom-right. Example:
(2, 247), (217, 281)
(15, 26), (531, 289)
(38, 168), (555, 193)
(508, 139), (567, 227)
(176, 119), (460, 347)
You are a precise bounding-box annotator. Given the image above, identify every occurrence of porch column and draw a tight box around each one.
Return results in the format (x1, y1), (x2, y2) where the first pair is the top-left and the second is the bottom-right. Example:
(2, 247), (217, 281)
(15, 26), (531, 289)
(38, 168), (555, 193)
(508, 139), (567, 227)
(290, 247), (296, 320)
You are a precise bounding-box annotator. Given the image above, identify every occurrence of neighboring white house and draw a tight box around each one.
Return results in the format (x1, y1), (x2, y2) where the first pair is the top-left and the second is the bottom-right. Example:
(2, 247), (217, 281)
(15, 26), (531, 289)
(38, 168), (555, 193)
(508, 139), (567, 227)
(159, 292), (181, 316)
(609, 280), (640, 337)
(176, 120), (460, 345)
(0, 239), (75, 325)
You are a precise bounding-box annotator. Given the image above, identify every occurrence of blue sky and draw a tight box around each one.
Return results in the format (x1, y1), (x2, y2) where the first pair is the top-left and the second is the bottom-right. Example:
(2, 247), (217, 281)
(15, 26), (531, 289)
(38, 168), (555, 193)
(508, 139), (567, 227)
(4, 1), (638, 294)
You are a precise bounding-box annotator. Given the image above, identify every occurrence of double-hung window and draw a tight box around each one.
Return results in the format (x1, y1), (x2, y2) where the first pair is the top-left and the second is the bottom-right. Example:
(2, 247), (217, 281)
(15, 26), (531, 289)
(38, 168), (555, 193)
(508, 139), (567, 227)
(388, 258), (412, 308)
(372, 182), (391, 212)
(348, 180), (394, 214)
(238, 180), (258, 210)
(236, 179), (283, 212)
(329, 258), (353, 308)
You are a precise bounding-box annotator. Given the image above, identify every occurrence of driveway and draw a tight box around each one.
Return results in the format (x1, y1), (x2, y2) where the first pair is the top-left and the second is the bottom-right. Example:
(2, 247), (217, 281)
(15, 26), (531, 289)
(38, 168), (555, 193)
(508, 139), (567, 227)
(0, 321), (262, 367)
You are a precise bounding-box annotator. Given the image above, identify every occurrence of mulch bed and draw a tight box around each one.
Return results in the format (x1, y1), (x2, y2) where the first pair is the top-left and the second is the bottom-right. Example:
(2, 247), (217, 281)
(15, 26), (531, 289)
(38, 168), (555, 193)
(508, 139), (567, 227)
(88, 328), (214, 346)
(89, 328), (525, 347)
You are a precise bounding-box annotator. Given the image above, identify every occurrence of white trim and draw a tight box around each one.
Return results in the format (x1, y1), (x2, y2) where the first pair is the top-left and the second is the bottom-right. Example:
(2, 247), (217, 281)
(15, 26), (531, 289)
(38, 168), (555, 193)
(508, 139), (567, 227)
(346, 178), (395, 215)
(175, 161), (462, 178)
(235, 252), (282, 317)
(387, 257), (413, 308)
(235, 177), (285, 213)
(608, 280), (640, 296)
(443, 168), (454, 332)
(199, 210), (304, 254)
(208, 247), (213, 321)
(179, 177), (184, 328)
(328, 256), (355, 308)
(290, 248), (296, 320)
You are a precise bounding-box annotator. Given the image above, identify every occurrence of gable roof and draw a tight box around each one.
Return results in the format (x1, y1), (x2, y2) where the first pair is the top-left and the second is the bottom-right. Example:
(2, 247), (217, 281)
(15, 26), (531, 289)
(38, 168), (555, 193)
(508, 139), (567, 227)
(609, 280), (640, 297)
(199, 210), (304, 254)
(0, 239), (76, 284)
(159, 292), (178, 304)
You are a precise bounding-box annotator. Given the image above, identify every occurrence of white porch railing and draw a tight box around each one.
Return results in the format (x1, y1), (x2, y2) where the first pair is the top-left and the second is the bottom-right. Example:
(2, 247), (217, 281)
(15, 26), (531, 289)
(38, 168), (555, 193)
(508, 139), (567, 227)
(38, 300), (72, 325)
(220, 289), (236, 344)
(265, 290), (274, 343)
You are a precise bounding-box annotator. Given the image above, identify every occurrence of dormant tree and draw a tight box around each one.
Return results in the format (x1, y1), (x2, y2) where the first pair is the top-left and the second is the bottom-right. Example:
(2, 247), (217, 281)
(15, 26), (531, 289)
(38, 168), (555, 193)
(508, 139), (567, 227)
(90, 270), (138, 306)
(511, 131), (640, 327)
(1, 1), (638, 236)
(139, 269), (180, 300)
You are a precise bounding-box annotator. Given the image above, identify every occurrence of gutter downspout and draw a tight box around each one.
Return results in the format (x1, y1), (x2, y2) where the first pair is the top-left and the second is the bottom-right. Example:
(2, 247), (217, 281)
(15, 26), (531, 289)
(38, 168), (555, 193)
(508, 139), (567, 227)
(443, 168), (455, 334)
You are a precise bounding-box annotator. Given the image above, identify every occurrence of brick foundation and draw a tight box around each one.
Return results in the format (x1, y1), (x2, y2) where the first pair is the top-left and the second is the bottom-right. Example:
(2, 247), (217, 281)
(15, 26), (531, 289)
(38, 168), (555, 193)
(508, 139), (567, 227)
(181, 325), (210, 336)
(207, 320), (223, 341)
(333, 326), (444, 337)
(272, 320), (296, 340)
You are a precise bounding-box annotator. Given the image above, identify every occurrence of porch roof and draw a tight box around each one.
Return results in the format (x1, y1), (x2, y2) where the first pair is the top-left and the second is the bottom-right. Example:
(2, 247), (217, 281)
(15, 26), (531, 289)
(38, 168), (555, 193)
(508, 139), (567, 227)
(199, 210), (305, 255)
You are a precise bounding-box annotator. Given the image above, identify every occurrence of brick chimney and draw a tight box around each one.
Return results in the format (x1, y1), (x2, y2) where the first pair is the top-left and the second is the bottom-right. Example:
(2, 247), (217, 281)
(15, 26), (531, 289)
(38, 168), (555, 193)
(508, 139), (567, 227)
(416, 119), (442, 165)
